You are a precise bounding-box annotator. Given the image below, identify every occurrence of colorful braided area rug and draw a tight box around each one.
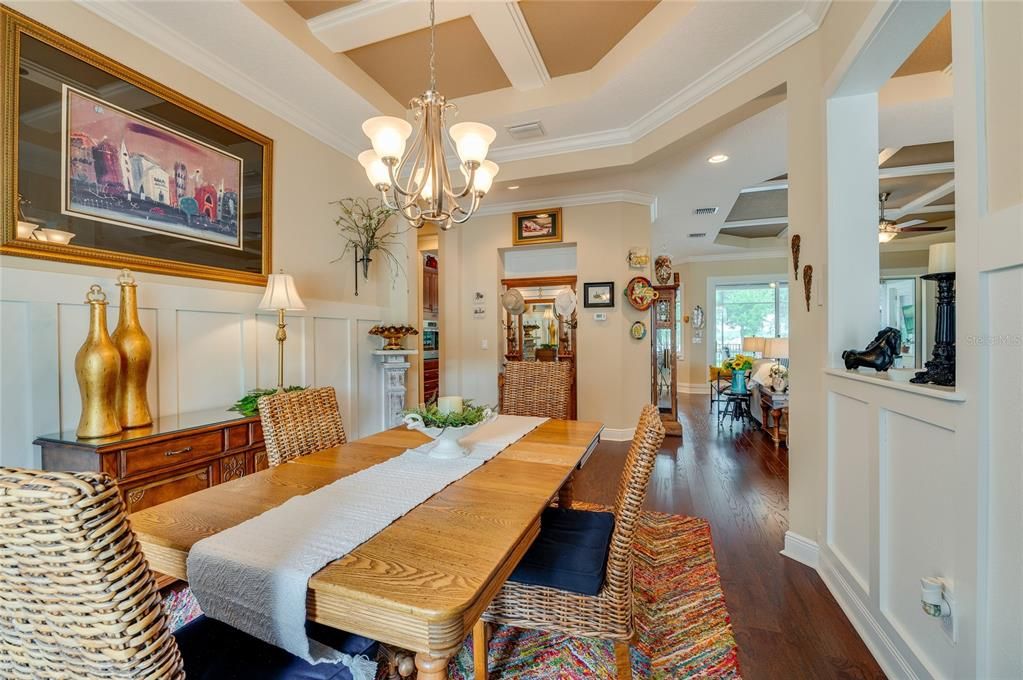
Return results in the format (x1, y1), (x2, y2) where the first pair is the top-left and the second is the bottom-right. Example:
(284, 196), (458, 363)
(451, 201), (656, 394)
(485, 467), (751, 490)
(164, 506), (740, 678)
(441, 506), (740, 679)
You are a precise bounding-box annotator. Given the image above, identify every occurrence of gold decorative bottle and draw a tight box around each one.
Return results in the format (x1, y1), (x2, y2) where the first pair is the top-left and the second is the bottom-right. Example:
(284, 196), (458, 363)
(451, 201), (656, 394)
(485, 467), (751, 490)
(112, 269), (153, 428)
(75, 285), (122, 439)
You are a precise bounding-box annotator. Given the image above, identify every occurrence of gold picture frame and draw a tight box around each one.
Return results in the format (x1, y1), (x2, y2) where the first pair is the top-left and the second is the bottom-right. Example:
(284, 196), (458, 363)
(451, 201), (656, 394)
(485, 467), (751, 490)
(1, 7), (273, 285)
(512, 207), (562, 246)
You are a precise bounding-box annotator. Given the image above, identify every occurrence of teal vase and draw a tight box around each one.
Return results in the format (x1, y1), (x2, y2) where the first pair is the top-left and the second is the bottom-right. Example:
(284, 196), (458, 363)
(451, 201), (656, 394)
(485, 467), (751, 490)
(731, 369), (748, 394)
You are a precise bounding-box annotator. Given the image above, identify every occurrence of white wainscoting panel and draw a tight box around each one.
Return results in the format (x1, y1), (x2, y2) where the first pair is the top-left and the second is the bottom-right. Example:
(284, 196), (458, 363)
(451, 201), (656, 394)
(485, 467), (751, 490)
(822, 371), (966, 679)
(312, 317), (354, 439)
(880, 410), (957, 679)
(0, 265), (389, 468)
(827, 390), (873, 594)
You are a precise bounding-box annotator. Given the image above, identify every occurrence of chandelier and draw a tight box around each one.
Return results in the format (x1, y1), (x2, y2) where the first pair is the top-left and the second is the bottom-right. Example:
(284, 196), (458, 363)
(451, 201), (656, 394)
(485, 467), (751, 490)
(357, 0), (498, 230)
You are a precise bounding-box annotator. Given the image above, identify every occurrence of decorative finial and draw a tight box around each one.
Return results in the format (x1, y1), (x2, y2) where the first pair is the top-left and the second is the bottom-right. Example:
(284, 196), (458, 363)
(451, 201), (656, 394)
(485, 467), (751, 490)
(117, 268), (136, 287)
(85, 285), (107, 304)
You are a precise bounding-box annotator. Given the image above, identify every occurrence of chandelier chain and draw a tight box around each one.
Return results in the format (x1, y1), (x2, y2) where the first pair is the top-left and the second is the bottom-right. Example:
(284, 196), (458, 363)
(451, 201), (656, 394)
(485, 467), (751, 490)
(429, 0), (437, 91)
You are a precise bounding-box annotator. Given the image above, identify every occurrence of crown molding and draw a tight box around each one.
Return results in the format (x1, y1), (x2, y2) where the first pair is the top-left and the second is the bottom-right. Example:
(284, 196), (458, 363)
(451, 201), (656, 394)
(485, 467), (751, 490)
(476, 190), (657, 222)
(677, 249), (787, 263)
(74, 0), (829, 166)
(490, 0), (832, 163)
(75, 0), (367, 158)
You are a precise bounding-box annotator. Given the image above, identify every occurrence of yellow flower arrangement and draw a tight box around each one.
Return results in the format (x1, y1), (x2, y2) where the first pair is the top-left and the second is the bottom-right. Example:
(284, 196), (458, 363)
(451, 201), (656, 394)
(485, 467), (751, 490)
(722, 354), (754, 372)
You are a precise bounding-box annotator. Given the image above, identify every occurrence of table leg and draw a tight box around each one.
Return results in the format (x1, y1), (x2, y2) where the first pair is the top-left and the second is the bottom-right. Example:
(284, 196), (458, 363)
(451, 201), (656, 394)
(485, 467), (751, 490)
(415, 652), (451, 680)
(473, 619), (490, 680)
(558, 473), (575, 508)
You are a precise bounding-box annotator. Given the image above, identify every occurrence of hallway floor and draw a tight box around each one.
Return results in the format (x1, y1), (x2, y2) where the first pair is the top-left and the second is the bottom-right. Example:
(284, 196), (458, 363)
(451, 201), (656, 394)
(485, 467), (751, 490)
(574, 394), (885, 679)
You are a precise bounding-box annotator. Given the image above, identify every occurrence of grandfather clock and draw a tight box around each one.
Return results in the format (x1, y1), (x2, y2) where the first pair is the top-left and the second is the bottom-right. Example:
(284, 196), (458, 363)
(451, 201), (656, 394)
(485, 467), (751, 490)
(651, 274), (682, 437)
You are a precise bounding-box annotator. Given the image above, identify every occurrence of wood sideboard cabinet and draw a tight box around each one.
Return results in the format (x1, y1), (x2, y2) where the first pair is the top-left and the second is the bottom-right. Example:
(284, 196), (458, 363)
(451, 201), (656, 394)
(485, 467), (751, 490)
(35, 407), (268, 514)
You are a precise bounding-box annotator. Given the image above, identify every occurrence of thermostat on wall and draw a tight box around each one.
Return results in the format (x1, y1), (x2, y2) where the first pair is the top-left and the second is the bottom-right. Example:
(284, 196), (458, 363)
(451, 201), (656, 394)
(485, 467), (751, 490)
(593, 312), (608, 321)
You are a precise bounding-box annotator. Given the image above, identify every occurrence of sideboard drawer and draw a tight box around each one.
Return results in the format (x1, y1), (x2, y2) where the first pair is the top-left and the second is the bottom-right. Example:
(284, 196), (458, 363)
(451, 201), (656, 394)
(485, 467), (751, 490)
(120, 430), (224, 479)
(122, 465), (214, 513)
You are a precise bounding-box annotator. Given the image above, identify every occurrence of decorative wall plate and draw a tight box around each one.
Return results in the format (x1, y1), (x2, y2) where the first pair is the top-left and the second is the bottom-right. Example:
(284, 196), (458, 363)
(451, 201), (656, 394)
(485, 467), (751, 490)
(630, 321), (647, 339)
(501, 288), (525, 315)
(625, 276), (659, 310)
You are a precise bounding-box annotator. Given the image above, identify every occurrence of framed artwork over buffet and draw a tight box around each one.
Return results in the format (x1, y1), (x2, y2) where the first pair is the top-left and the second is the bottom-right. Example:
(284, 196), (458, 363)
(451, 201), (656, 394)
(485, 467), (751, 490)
(0, 7), (273, 285)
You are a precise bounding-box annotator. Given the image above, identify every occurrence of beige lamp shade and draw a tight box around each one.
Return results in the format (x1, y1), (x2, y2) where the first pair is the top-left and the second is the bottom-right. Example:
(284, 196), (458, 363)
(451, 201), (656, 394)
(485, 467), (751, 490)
(764, 337), (789, 360)
(259, 273), (306, 311)
(742, 336), (766, 354)
(927, 243), (955, 274)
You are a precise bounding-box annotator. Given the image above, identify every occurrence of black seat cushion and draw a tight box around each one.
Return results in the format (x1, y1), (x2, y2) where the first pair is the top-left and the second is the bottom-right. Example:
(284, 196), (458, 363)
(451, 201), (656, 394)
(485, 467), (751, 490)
(174, 615), (378, 680)
(509, 507), (615, 596)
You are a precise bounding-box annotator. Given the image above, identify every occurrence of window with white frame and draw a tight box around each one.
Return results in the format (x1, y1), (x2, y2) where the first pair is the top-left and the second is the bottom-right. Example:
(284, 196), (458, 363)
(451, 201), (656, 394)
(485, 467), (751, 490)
(714, 281), (788, 364)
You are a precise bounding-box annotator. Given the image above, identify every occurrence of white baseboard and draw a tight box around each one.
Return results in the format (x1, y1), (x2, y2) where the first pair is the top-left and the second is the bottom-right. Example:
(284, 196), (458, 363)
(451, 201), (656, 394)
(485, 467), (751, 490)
(780, 530), (820, 569)
(599, 427), (636, 442)
(818, 552), (919, 680)
(679, 383), (711, 395)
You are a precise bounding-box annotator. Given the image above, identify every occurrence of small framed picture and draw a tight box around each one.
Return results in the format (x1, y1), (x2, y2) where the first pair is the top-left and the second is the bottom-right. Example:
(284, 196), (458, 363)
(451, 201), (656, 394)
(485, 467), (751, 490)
(512, 207), (562, 246)
(584, 282), (615, 308)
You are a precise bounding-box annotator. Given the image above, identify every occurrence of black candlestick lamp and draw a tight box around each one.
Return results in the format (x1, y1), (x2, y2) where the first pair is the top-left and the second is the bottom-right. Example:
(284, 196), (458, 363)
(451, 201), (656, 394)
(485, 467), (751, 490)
(911, 243), (956, 387)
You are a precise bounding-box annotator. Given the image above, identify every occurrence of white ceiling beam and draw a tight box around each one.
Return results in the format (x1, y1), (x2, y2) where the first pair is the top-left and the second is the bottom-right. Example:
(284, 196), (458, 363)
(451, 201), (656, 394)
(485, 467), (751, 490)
(720, 217), (789, 228)
(878, 147), (902, 165)
(308, 0), (469, 53)
(309, 1), (548, 91)
(889, 178), (955, 219)
(883, 203), (955, 218)
(470, 3), (549, 91)
(878, 161), (954, 179)
(738, 179), (789, 194)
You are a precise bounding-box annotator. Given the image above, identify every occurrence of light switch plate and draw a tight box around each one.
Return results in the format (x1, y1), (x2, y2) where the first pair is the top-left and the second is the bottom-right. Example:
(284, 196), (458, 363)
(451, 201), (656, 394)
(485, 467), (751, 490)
(480, 338), (488, 350)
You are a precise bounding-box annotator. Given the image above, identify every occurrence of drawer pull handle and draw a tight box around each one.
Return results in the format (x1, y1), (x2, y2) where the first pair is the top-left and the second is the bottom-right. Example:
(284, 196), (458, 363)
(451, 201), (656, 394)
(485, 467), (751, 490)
(164, 446), (193, 457)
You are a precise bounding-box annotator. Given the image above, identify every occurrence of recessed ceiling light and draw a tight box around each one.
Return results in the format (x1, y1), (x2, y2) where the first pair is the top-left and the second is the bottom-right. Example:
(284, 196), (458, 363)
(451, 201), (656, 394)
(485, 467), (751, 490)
(508, 185), (520, 190)
(708, 154), (729, 164)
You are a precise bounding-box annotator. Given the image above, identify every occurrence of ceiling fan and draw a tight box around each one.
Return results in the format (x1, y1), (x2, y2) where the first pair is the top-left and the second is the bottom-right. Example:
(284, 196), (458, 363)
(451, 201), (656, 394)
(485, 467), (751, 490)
(877, 192), (947, 243)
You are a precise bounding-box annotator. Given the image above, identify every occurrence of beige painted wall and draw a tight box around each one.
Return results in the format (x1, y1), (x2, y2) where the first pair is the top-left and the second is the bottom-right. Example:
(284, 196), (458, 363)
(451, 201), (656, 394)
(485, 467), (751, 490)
(439, 202), (651, 432)
(2, 1), (411, 311)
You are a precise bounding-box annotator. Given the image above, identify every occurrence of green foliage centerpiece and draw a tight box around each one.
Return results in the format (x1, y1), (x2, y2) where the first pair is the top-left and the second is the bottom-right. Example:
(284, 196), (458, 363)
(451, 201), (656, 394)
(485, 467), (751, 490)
(403, 399), (495, 459)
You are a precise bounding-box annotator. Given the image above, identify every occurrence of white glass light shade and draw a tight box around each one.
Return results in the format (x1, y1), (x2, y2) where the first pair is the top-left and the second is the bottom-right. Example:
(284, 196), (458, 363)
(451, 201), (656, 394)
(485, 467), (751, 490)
(259, 273), (306, 311)
(449, 122), (496, 164)
(927, 242), (955, 273)
(473, 160), (499, 195)
(358, 150), (391, 188)
(878, 231), (896, 244)
(35, 228), (75, 244)
(764, 337), (789, 360)
(362, 116), (412, 161)
(413, 168), (435, 200)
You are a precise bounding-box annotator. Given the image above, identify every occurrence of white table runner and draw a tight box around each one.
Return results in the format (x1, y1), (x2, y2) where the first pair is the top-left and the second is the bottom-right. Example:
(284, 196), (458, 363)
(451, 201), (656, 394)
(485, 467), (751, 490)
(186, 415), (547, 677)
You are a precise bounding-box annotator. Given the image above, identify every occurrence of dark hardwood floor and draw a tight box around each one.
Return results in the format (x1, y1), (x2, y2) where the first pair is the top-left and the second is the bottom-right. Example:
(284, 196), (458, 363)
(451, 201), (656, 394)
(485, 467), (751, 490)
(573, 394), (885, 680)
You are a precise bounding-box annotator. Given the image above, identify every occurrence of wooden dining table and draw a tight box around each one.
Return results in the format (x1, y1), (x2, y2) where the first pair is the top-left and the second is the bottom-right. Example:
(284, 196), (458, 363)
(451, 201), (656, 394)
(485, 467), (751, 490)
(129, 418), (603, 679)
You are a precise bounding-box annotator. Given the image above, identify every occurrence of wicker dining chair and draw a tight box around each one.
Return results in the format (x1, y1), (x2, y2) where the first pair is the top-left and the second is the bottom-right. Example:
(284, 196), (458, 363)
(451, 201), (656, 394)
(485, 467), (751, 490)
(0, 467), (377, 680)
(258, 386), (348, 467)
(500, 360), (574, 419)
(473, 404), (666, 680)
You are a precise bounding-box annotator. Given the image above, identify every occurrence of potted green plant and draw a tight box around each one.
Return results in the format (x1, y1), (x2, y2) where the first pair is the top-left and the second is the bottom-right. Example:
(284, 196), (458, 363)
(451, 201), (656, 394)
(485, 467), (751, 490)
(402, 400), (495, 459)
(332, 197), (407, 293)
(229, 386), (305, 417)
(535, 343), (558, 362)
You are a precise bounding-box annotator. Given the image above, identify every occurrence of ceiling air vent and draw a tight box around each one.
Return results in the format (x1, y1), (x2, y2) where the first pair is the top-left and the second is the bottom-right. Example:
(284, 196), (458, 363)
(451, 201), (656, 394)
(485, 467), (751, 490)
(688, 232), (707, 238)
(693, 207), (719, 215)
(506, 121), (546, 140)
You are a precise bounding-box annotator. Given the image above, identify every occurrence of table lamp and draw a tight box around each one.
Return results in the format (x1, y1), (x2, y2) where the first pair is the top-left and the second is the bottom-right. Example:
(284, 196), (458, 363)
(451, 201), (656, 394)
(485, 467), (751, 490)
(259, 271), (306, 391)
(764, 337), (789, 366)
(742, 336), (766, 357)
(911, 243), (955, 386)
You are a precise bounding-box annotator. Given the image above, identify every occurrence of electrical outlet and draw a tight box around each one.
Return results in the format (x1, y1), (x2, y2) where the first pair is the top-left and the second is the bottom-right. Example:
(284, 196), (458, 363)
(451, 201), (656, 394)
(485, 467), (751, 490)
(480, 338), (488, 350)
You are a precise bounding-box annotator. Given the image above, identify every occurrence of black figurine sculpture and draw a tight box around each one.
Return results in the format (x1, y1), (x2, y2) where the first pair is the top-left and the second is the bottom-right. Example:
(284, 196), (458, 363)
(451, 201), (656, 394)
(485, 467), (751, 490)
(842, 327), (902, 372)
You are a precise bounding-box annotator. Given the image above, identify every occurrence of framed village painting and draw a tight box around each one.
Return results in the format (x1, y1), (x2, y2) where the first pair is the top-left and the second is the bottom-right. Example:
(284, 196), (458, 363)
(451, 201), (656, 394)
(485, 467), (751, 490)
(1, 7), (272, 285)
(512, 207), (562, 246)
